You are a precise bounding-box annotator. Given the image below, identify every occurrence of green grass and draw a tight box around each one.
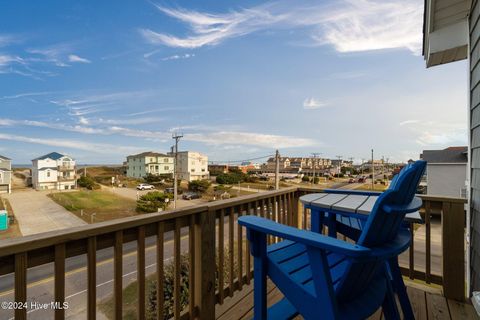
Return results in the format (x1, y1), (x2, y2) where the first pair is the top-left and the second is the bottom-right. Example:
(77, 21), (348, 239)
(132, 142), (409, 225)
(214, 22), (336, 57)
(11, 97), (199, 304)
(48, 190), (138, 223)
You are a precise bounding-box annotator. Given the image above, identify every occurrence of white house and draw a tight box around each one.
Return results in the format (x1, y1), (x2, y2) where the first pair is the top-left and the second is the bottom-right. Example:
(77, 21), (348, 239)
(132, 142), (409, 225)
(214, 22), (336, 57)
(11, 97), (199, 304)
(126, 152), (174, 178)
(169, 151), (209, 181)
(0, 155), (12, 194)
(32, 152), (77, 190)
(420, 147), (468, 198)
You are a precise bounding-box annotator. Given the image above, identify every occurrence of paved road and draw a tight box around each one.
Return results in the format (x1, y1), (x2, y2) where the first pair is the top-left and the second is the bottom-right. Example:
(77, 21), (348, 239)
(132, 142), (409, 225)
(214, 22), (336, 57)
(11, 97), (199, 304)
(4, 190), (86, 236)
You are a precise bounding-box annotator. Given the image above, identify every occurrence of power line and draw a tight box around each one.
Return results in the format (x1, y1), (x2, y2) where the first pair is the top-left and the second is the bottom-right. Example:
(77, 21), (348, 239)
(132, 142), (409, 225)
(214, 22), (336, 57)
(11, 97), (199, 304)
(209, 154), (274, 164)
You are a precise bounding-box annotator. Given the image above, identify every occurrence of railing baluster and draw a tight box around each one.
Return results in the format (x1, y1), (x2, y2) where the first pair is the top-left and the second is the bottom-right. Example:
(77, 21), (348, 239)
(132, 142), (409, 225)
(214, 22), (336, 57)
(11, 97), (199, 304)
(157, 223), (164, 320)
(218, 209), (225, 304)
(282, 193), (288, 225)
(87, 237), (96, 320)
(246, 202), (252, 284)
(174, 219), (181, 318)
(228, 207), (234, 297)
(237, 205), (243, 291)
(425, 201), (431, 283)
(409, 222), (414, 280)
(114, 231), (123, 320)
(137, 226), (146, 320)
(189, 215), (196, 319)
(14, 252), (27, 320)
(55, 244), (66, 320)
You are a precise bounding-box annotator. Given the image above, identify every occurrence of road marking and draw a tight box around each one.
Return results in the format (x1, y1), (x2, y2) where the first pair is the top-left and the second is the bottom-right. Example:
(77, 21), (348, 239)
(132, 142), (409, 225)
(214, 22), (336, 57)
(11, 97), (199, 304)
(6, 258), (175, 320)
(0, 234), (188, 298)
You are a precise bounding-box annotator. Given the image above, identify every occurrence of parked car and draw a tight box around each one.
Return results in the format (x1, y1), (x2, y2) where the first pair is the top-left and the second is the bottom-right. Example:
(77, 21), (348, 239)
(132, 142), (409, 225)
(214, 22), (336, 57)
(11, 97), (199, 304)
(182, 192), (201, 200)
(348, 178), (355, 183)
(136, 183), (155, 190)
(164, 187), (174, 194)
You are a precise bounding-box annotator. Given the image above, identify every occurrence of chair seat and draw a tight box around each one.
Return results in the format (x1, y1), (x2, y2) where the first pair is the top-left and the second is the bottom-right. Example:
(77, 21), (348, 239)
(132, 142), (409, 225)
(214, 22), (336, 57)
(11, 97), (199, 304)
(266, 240), (387, 320)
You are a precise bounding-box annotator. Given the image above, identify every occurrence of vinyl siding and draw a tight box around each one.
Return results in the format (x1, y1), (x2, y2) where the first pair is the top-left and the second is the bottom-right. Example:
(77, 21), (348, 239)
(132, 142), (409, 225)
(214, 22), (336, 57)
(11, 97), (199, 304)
(470, 0), (480, 292)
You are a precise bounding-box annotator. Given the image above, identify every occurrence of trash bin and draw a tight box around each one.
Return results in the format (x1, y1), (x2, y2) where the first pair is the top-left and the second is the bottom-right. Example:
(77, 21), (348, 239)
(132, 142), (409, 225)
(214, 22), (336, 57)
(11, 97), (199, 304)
(0, 210), (8, 231)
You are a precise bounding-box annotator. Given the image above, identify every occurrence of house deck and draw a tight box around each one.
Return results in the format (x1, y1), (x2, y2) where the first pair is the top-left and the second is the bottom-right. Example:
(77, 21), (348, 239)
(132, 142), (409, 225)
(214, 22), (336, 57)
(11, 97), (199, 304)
(215, 280), (478, 320)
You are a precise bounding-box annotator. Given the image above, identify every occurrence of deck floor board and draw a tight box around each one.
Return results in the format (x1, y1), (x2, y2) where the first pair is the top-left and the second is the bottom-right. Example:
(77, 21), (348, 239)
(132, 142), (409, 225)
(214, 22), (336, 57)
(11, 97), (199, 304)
(216, 281), (478, 319)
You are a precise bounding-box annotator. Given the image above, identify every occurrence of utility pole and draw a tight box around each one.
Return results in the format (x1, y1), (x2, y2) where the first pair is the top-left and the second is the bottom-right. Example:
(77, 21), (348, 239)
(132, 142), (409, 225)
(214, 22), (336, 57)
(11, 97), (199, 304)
(172, 132), (183, 209)
(275, 150), (280, 190)
(311, 153), (322, 185)
(336, 155), (343, 176)
(361, 158), (365, 176)
(371, 149), (374, 190)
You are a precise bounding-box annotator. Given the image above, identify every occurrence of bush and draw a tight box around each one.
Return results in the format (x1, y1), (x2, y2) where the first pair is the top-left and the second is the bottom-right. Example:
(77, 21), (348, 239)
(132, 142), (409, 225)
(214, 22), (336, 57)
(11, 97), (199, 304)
(145, 248), (238, 320)
(144, 173), (171, 184)
(136, 191), (172, 213)
(188, 179), (211, 193)
(78, 176), (100, 190)
(313, 177), (320, 184)
(301, 175), (310, 182)
(216, 172), (244, 184)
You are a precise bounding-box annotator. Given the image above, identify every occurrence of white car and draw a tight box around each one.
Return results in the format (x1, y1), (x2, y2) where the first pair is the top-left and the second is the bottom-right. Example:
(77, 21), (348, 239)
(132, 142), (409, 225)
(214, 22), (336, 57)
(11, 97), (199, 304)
(136, 183), (155, 190)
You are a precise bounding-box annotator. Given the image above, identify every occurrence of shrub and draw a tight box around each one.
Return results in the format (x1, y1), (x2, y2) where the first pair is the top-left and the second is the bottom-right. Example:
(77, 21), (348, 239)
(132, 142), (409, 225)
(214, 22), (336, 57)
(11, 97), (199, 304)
(301, 175), (310, 182)
(136, 191), (172, 213)
(78, 176), (100, 190)
(188, 179), (211, 193)
(216, 172), (244, 184)
(145, 249), (238, 320)
(313, 177), (320, 184)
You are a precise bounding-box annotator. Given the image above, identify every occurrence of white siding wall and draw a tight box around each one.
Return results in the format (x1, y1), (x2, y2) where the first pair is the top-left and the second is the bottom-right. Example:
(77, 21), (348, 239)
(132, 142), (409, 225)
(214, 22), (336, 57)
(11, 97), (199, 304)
(426, 164), (467, 197)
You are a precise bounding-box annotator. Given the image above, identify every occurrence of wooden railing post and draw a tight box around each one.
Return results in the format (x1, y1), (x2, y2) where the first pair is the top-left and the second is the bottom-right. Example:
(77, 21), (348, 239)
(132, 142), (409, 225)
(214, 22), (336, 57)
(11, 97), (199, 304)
(194, 209), (216, 319)
(442, 201), (465, 301)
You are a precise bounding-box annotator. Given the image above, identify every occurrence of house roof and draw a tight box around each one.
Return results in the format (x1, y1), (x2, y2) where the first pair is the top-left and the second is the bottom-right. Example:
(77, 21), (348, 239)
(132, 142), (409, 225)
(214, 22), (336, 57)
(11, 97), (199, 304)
(0, 155), (11, 160)
(127, 151), (169, 159)
(422, 0), (470, 67)
(420, 146), (467, 163)
(33, 152), (68, 161)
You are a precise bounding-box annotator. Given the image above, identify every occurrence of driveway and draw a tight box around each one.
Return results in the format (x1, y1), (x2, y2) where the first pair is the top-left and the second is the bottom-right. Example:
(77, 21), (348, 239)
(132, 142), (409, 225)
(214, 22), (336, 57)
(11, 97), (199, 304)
(4, 190), (87, 236)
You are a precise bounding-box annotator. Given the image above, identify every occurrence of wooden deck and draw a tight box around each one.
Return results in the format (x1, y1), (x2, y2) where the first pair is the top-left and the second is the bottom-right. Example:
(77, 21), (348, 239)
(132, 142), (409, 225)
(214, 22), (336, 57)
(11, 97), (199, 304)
(215, 281), (479, 320)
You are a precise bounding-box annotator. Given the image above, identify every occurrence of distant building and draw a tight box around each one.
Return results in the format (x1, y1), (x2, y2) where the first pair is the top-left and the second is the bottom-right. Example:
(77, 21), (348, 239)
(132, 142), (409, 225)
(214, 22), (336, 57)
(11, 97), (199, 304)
(169, 151), (209, 181)
(208, 164), (229, 174)
(126, 152), (174, 178)
(420, 146), (468, 197)
(264, 156), (331, 172)
(32, 152), (76, 190)
(0, 155), (12, 194)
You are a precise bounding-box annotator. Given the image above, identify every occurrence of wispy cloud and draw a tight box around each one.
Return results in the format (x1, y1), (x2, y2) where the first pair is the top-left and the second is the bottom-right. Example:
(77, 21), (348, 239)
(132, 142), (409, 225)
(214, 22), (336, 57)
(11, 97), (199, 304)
(141, 0), (422, 54)
(303, 98), (327, 110)
(399, 119), (420, 126)
(186, 131), (317, 148)
(161, 53), (195, 61)
(0, 133), (141, 154)
(68, 54), (91, 64)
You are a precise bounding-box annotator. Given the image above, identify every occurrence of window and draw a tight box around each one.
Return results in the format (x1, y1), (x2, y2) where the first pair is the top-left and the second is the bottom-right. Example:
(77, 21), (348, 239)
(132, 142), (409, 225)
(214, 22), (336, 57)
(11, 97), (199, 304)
(164, 166), (169, 170)
(201, 169), (205, 172)
(191, 169), (195, 172)
(164, 158), (169, 163)
(47, 171), (50, 177)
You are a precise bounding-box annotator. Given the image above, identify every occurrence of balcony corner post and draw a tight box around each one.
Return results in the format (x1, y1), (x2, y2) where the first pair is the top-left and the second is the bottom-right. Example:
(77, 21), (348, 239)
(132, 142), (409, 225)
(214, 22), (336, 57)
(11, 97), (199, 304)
(194, 208), (216, 319)
(442, 201), (466, 301)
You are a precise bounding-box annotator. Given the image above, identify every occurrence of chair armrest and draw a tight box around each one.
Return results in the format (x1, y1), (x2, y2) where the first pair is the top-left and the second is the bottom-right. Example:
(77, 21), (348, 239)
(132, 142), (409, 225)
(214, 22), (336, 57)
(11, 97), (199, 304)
(238, 216), (371, 258)
(383, 196), (422, 214)
(323, 189), (383, 196)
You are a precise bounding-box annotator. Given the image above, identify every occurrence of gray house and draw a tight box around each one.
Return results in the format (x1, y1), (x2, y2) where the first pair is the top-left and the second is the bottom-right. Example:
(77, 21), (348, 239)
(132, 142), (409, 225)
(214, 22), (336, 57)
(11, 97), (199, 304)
(423, 0), (480, 305)
(0, 155), (12, 194)
(420, 147), (468, 197)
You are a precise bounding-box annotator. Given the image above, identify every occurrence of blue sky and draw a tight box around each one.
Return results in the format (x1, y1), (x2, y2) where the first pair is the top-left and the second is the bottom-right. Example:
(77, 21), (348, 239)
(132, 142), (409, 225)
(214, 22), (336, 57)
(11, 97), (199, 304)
(0, 0), (468, 164)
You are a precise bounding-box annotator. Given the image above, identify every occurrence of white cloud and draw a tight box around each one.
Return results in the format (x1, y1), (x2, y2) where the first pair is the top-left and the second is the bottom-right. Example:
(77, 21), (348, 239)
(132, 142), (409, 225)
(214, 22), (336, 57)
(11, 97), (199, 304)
(0, 133), (141, 154)
(68, 54), (91, 64)
(399, 119), (420, 126)
(161, 53), (195, 61)
(303, 98), (327, 110)
(142, 0), (422, 54)
(186, 131), (317, 148)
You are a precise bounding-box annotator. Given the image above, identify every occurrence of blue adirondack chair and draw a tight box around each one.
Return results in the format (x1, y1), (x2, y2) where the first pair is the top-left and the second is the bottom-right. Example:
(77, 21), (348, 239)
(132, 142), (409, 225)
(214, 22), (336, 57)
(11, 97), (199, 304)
(239, 160), (426, 319)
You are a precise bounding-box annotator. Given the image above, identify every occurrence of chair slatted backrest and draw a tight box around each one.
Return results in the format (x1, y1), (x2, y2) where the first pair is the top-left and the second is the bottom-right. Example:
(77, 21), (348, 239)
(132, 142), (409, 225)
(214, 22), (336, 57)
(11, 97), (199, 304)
(334, 161), (426, 300)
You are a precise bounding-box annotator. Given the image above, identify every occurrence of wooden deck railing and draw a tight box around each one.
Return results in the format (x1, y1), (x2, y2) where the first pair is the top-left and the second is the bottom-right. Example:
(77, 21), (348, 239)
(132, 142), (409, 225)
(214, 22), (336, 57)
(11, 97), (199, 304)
(0, 187), (467, 319)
